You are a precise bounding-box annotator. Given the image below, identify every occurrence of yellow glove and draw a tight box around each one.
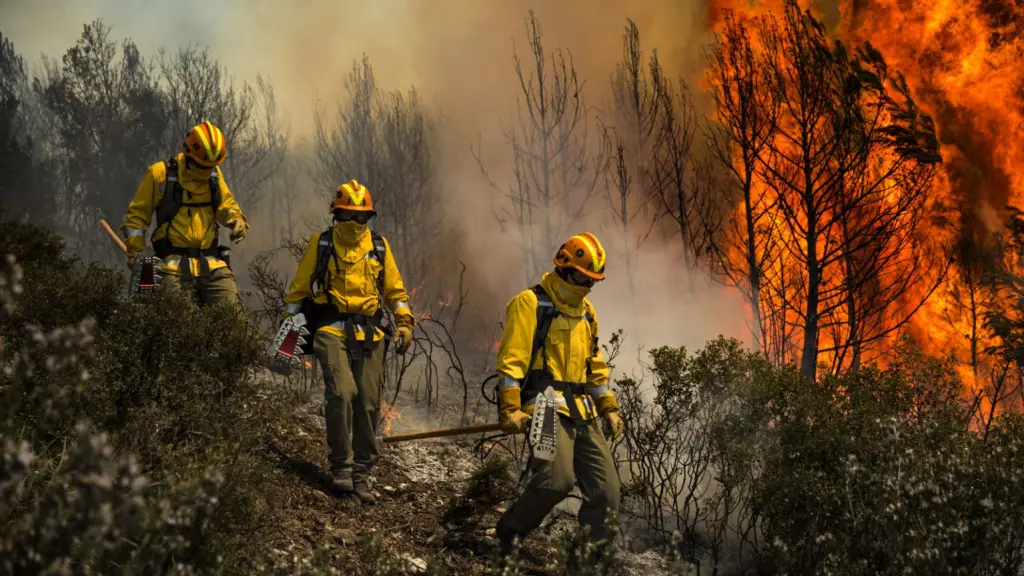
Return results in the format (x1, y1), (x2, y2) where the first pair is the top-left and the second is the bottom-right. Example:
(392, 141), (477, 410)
(395, 325), (413, 354)
(498, 385), (531, 434)
(228, 219), (248, 243)
(124, 235), (145, 272)
(602, 411), (624, 439)
(501, 409), (531, 434)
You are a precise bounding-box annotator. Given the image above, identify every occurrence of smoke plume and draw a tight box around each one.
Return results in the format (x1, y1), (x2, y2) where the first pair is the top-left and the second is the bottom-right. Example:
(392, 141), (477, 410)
(2, 0), (751, 369)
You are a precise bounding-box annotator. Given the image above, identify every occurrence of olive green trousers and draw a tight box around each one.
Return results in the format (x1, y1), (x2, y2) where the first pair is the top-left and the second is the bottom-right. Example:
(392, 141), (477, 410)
(313, 331), (385, 476)
(159, 267), (239, 308)
(497, 415), (621, 546)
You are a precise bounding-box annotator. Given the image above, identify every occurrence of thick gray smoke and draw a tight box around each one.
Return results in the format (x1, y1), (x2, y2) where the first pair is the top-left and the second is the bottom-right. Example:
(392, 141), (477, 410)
(2, 0), (750, 375)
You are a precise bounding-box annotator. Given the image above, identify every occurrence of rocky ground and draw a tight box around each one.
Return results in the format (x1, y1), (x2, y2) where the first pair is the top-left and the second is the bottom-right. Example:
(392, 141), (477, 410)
(258, 392), (690, 575)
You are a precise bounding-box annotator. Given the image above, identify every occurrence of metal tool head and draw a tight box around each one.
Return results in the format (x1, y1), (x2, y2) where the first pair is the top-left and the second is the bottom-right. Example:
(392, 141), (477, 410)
(130, 256), (162, 297)
(528, 385), (559, 461)
(267, 313), (310, 376)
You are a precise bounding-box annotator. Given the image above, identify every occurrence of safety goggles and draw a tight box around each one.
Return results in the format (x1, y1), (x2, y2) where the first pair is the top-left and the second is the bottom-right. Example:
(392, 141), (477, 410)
(334, 211), (373, 225)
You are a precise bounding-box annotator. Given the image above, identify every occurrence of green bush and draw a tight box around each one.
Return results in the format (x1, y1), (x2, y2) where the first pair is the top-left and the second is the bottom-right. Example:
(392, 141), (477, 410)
(616, 336), (1024, 575)
(0, 221), (300, 574)
(753, 343), (1024, 575)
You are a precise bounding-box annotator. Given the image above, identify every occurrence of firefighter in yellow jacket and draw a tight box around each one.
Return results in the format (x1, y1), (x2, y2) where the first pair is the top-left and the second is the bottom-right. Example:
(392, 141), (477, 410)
(494, 232), (624, 554)
(120, 121), (249, 306)
(284, 180), (415, 502)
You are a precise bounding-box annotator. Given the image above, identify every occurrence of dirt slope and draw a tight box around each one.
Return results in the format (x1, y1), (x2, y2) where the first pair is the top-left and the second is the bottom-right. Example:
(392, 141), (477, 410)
(258, 398), (683, 575)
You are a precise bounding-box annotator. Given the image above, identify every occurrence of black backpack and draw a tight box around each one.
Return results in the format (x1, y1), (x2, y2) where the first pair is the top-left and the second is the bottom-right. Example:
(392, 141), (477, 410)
(297, 227), (390, 355)
(151, 157), (224, 267)
(522, 283), (598, 395)
(310, 227), (387, 297)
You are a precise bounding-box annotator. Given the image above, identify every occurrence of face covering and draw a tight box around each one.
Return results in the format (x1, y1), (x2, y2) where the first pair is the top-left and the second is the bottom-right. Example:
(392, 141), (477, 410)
(336, 221), (368, 245)
(544, 271), (591, 308)
(182, 157), (213, 182)
(556, 278), (591, 303)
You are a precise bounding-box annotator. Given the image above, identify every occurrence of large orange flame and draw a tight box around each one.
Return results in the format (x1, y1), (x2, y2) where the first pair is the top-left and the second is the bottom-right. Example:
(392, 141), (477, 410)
(704, 0), (1024, 417)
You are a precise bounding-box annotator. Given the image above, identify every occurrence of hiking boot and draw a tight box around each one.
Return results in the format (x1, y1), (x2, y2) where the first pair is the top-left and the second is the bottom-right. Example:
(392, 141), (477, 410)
(495, 524), (521, 557)
(330, 469), (353, 492)
(353, 475), (376, 503)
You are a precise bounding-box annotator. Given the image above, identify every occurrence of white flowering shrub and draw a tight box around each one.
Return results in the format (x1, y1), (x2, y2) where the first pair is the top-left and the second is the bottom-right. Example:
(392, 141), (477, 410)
(0, 252), (224, 574)
(0, 221), (300, 573)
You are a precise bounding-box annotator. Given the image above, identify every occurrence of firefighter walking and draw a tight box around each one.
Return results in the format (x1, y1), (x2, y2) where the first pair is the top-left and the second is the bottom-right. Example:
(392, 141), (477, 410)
(283, 180), (415, 502)
(494, 232), (625, 557)
(120, 121), (249, 306)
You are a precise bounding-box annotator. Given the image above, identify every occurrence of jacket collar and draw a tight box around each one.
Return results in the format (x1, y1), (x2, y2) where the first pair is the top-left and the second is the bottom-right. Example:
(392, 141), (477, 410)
(540, 271), (590, 316)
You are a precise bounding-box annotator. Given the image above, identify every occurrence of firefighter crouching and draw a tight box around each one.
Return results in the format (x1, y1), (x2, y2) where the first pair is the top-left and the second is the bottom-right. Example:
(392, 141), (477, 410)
(120, 121), (249, 306)
(494, 232), (625, 556)
(283, 180), (415, 503)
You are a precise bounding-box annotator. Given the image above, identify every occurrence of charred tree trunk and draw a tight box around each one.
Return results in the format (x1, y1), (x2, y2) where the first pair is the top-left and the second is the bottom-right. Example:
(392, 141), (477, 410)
(705, 10), (779, 356)
(474, 11), (604, 281)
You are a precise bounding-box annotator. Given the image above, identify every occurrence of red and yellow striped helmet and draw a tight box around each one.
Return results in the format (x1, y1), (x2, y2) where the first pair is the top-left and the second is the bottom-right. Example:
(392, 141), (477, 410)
(182, 121), (227, 168)
(330, 180), (376, 213)
(553, 232), (607, 281)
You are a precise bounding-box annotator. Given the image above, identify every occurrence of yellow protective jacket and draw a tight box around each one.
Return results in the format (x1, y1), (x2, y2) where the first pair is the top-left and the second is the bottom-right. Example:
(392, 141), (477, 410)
(121, 152), (246, 276)
(284, 224), (415, 341)
(495, 272), (618, 421)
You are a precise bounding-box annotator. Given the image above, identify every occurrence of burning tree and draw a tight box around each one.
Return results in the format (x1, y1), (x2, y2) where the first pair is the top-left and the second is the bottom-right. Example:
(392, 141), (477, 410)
(475, 10), (606, 283)
(945, 207), (1024, 433)
(707, 2), (942, 378)
(705, 11), (782, 356)
(827, 0), (1024, 424)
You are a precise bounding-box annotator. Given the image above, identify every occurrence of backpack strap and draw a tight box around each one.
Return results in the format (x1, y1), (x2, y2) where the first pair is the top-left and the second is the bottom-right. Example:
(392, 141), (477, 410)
(152, 157), (182, 250)
(583, 301), (599, 381)
(208, 169), (221, 247)
(310, 227), (335, 294)
(369, 232), (387, 305)
(529, 284), (561, 377)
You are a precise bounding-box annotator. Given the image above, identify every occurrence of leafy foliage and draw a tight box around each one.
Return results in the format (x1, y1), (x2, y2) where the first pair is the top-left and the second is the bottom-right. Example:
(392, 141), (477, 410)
(0, 220), (300, 574)
(616, 336), (1024, 574)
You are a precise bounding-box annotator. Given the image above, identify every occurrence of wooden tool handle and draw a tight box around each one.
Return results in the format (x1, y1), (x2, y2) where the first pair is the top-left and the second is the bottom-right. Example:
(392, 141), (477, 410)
(382, 422), (505, 444)
(99, 219), (127, 254)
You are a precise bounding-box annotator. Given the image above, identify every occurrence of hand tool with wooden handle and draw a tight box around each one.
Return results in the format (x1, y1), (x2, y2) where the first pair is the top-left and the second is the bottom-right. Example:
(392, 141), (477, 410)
(99, 219), (127, 253)
(99, 219), (160, 294)
(382, 422), (505, 444)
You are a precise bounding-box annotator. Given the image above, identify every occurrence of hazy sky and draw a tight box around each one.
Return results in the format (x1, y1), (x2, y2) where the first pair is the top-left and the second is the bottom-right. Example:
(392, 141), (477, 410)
(2, 0), (424, 133)
(1, 0), (708, 136)
(1, 0), (750, 357)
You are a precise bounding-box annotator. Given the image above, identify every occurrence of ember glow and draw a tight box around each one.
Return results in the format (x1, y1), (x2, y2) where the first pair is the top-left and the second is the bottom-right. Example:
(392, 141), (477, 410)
(380, 401), (401, 436)
(704, 0), (1024, 412)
